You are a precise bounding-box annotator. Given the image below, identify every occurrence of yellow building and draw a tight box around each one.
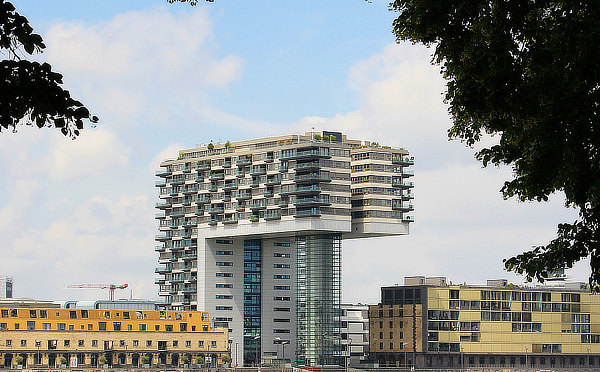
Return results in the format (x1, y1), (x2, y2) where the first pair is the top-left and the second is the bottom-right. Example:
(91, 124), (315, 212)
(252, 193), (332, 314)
(370, 276), (600, 369)
(0, 307), (229, 368)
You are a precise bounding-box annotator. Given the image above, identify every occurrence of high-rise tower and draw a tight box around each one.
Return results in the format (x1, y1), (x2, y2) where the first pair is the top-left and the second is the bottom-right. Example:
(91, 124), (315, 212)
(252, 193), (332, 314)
(155, 131), (414, 366)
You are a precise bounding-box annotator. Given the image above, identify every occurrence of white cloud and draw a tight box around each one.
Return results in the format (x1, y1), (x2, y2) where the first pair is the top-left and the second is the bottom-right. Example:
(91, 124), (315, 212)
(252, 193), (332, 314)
(44, 128), (129, 181)
(43, 6), (244, 128)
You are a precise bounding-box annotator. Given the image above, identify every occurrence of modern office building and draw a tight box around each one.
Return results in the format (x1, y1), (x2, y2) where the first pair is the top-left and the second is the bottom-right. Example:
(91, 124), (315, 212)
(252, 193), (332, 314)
(154, 131), (414, 366)
(0, 277), (13, 299)
(340, 304), (370, 367)
(0, 307), (228, 368)
(370, 276), (600, 369)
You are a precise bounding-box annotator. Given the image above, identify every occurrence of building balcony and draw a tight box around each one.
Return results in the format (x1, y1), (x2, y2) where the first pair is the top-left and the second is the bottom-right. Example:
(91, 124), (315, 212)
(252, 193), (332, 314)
(208, 220), (218, 226)
(392, 202), (414, 212)
(196, 162), (211, 171)
(266, 176), (281, 185)
(183, 186), (198, 194)
(155, 266), (170, 274)
(249, 201), (267, 210)
(209, 172), (225, 180)
(294, 172), (331, 183)
(208, 184), (218, 192)
(170, 178), (184, 186)
(263, 190), (274, 197)
(264, 211), (282, 220)
(195, 208), (205, 216)
(237, 158), (252, 166)
(155, 212), (166, 219)
(236, 169), (246, 177)
(223, 181), (238, 190)
(295, 208), (321, 218)
(156, 180), (166, 187)
(392, 156), (414, 166)
(208, 206), (225, 214)
(222, 161), (232, 168)
(236, 191), (252, 199)
(155, 234), (169, 242)
(223, 216), (238, 224)
(293, 185), (322, 195)
(250, 215), (260, 222)
(393, 180), (414, 189)
(155, 278), (166, 285)
(197, 195), (211, 204)
(170, 211), (185, 218)
(195, 176), (205, 182)
(156, 201), (171, 209)
(236, 203), (246, 211)
(402, 215), (415, 222)
(155, 245), (166, 252)
(295, 161), (321, 171)
(156, 168), (171, 177)
(250, 167), (267, 176)
(402, 170), (415, 177)
(401, 192), (414, 200)
(294, 196), (331, 206)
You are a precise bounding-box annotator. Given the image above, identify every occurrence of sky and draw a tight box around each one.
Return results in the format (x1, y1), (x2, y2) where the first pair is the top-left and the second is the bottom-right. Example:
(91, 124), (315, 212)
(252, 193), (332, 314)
(0, 0), (584, 304)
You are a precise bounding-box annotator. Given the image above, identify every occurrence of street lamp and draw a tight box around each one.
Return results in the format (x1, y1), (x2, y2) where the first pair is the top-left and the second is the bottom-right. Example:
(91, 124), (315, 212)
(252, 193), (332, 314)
(403, 342), (407, 368)
(525, 346), (528, 368)
(281, 340), (290, 366)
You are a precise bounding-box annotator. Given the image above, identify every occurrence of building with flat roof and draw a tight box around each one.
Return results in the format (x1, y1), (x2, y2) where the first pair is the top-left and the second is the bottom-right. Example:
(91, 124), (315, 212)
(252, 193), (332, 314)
(154, 131), (414, 366)
(0, 277), (13, 299)
(0, 307), (228, 369)
(370, 276), (600, 369)
(341, 304), (370, 367)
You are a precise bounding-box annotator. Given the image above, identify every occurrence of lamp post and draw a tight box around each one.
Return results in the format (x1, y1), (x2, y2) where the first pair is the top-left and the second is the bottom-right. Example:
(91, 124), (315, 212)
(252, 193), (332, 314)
(525, 346), (528, 369)
(460, 346), (464, 372)
(403, 342), (407, 368)
(281, 340), (289, 368)
(274, 337), (281, 363)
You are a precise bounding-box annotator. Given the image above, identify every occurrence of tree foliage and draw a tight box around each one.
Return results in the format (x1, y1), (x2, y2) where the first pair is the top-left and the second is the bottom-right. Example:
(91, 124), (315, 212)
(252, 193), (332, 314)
(0, 0), (97, 138)
(390, 1), (600, 286)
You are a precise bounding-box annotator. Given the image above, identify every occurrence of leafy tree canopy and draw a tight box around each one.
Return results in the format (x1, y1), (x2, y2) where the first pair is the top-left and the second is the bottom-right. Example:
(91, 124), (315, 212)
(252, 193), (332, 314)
(0, 0), (97, 138)
(390, 0), (600, 286)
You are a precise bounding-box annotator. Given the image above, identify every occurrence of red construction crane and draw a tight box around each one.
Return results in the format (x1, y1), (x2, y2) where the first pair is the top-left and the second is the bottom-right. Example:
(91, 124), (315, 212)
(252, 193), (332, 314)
(68, 283), (129, 301)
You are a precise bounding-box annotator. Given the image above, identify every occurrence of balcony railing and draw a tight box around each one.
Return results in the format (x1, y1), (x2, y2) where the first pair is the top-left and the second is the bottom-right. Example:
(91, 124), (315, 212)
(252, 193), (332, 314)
(294, 208), (321, 218)
(392, 156), (415, 166)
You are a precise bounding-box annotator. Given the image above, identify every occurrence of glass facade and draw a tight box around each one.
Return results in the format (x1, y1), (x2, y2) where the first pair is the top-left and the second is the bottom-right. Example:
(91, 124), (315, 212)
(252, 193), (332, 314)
(296, 234), (342, 366)
(243, 239), (261, 365)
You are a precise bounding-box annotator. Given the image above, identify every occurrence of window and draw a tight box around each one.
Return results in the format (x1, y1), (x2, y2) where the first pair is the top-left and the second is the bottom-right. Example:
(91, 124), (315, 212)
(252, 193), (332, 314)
(13, 323), (19, 330)
(211, 341), (217, 347)
(57, 323), (66, 331)
(6, 340), (11, 347)
(40, 310), (47, 318)
(29, 310), (37, 318)
(35, 340), (41, 347)
(216, 306), (233, 310)
(180, 323), (187, 332)
(274, 329), (290, 333)
(88, 324), (93, 331)
(173, 340), (178, 347)
(98, 322), (106, 331)
(1, 310), (8, 318)
(21, 340), (26, 347)
(274, 318), (290, 323)
(139, 324), (147, 331)
(273, 264), (290, 268)
(155, 325), (160, 331)
(216, 284), (233, 288)
(166, 325), (173, 332)
(216, 273), (233, 277)
(133, 340), (139, 347)
(198, 341), (204, 347)
(78, 340), (84, 347)
(389, 321), (394, 328)
(81, 310), (88, 318)
(216, 295), (233, 299)
(274, 275), (291, 279)
(216, 262), (233, 266)
(216, 239), (233, 244)
(216, 250), (233, 255)
(42, 323), (51, 330)
(113, 322), (121, 331)
(64, 340), (70, 347)
(186, 340), (191, 347)
(274, 286), (290, 290)
(274, 253), (290, 258)
(146, 340), (152, 347)
(274, 296), (290, 301)
(70, 311), (77, 319)
(27, 321), (35, 330)
(92, 340), (98, 347)
(123, 312), (130, 320)
(274, 242), (290, 247)
(0, 323), (6, 330)
(274, 307), (290, 312)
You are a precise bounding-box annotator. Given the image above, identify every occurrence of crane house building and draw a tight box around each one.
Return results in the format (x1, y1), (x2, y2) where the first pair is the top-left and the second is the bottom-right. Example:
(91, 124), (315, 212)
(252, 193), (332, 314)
(154, 131), (414, 366)
(0, 307), (228, 368)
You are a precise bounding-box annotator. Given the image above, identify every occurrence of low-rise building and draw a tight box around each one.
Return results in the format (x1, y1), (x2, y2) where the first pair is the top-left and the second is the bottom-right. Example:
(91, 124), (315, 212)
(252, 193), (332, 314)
(370, 276), (600, 369)
(340, 304), (370, 366)
(0, 307), (228, 368)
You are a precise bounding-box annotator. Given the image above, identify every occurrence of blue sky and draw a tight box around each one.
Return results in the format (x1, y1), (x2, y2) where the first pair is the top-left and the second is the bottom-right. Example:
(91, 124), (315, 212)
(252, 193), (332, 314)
(1, 0), (583, 302)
